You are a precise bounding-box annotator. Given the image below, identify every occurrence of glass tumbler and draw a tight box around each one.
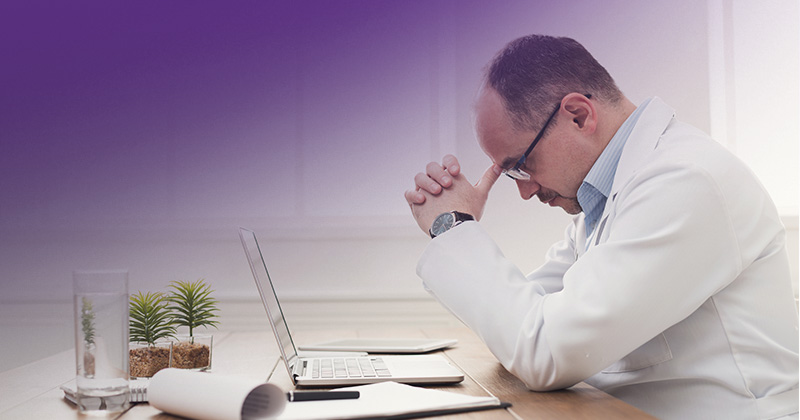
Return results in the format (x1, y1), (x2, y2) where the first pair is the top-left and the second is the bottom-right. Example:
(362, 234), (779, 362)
(73, 270), (130, 414)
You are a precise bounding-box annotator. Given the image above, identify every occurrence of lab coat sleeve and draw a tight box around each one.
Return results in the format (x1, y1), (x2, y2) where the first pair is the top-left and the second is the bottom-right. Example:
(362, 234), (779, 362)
(417, 161), (742, 391)
(418, 221), (559, 387)
(525, 219), (580, 294)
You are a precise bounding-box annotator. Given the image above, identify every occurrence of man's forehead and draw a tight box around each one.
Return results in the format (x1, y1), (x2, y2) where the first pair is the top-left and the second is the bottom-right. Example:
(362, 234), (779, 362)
(475, 88), (526, 168)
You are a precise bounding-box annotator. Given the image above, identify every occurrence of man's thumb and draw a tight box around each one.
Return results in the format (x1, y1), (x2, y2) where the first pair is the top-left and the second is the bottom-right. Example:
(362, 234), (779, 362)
(476, 164), (502, 195)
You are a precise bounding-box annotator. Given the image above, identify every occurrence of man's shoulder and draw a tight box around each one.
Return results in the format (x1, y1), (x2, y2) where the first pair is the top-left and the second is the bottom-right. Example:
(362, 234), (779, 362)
(619, 119), (778, 230)
(636, 119), (746, 184)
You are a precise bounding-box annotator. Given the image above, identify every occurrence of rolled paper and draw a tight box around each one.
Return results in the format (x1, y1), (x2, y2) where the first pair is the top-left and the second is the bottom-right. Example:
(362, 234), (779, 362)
(149, 368), (286, 420)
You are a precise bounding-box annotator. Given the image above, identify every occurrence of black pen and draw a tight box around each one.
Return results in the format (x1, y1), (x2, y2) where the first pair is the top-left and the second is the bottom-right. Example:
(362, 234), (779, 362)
(287, 390), (360, 402)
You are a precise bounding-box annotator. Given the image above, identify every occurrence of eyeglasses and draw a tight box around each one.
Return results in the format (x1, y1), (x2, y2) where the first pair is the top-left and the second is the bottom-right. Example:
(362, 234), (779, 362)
(502, 94), (592, 181)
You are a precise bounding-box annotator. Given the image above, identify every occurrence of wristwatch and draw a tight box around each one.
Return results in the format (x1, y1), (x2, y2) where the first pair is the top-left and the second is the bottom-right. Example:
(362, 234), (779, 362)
(429, 211), (474, 238)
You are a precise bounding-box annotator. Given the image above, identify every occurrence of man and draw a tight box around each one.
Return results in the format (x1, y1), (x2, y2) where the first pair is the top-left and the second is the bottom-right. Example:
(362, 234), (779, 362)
(405, 35), (798, 419)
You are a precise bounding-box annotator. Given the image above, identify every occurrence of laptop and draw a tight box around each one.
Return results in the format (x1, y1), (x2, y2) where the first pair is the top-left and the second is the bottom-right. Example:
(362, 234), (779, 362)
(298, 337), (457, 354)
(238, 227), (465, 387)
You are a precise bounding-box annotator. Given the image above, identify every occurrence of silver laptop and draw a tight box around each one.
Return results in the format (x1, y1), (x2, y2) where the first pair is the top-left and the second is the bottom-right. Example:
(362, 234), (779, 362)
(298, 337), (457, 354)
(238, 227), (464, 387)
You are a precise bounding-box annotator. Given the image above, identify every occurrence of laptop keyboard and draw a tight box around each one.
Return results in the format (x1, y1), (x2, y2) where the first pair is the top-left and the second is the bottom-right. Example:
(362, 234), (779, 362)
(311, 357), (392, 379)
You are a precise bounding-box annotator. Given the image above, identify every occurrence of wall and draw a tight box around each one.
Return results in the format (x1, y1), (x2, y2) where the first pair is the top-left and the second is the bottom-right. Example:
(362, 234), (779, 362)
(708, 0), (799, 216)
(1, 0), (797, 372)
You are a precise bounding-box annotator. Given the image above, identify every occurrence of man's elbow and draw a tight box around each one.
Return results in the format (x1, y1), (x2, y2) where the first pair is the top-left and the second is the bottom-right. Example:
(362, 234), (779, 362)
(519, 373), (580, 392)
(506, 360), (582, 392)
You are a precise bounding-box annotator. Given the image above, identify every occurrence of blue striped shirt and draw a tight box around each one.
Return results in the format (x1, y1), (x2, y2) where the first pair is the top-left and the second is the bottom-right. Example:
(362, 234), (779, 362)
(577, 98), (652, 238)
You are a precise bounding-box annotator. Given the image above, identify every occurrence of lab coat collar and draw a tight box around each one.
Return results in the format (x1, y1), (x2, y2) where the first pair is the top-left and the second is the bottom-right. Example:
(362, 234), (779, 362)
(609, 97), (676, 198)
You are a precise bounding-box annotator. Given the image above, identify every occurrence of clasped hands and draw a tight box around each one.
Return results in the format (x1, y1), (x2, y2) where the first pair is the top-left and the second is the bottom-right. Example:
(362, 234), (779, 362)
(404, 154), (502, 235)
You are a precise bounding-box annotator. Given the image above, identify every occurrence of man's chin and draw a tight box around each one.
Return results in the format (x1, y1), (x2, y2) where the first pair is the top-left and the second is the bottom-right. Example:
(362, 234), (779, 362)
(540, 194), (582, 214)
(557, 198), (582, 215)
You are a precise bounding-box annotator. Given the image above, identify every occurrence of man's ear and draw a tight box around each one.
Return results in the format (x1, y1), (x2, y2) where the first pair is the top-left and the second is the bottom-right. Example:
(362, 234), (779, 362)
(562, 93), (596, 133)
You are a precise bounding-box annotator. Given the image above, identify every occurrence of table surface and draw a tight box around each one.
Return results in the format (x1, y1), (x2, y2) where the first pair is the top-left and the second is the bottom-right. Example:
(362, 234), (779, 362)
(0, 325), (656, 419)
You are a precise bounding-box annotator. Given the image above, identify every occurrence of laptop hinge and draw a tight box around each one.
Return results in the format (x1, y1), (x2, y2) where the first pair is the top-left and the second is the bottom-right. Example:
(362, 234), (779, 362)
(289, 356), (305, 379)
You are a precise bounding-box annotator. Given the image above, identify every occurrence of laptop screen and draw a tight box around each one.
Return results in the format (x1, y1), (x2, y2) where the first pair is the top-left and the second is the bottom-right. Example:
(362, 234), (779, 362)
(238, 227), (299, 366)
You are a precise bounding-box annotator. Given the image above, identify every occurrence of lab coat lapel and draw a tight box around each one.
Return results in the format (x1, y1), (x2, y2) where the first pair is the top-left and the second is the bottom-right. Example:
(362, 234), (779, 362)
(610, 97), (675, 198)
(588, 97), (676, 248)
(575, 215), (588, 259)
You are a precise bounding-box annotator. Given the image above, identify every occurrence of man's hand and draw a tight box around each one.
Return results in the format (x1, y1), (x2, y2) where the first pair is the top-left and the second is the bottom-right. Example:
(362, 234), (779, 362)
(405, 154), (463, 205)
(404, 155), (502, 235)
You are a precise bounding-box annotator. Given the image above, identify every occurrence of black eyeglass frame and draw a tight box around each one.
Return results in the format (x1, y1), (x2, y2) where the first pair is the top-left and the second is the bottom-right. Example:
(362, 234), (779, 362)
(503, 93), (592, 181)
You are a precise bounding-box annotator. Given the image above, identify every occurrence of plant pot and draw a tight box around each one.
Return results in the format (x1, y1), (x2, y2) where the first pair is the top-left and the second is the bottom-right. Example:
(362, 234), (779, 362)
(129, 341), (172, 378)
(170, 334), (212, 371)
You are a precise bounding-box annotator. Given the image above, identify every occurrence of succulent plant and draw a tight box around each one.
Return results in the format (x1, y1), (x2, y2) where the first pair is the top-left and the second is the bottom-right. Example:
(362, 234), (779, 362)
(129, 291), (176, 346)
(167, 279), (220, 338)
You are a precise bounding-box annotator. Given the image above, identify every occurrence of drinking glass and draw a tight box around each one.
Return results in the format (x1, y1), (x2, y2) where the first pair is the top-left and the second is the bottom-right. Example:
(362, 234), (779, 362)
(73, 270), (130, 414)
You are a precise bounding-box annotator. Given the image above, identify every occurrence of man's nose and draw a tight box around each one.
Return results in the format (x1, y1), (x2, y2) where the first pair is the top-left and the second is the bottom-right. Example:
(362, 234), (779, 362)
(516, 178), (540, 200)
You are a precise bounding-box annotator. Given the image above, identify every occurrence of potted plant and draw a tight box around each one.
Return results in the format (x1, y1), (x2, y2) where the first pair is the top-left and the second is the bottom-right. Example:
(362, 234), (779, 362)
(167, 279), (220, 370)
(129, 291), (175, 378)
(80, 297), (96, 377)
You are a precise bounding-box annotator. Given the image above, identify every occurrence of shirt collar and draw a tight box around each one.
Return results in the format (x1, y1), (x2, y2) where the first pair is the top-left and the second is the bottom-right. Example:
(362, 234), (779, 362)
(577, 97), (652, 234)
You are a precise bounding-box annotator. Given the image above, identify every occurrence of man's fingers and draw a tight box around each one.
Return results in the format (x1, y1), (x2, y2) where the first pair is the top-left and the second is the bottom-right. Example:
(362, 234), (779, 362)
(404, 189), (426, 205)
(406, 155), (464, 214)
(441, 154), (461, 177)
(426, 162), (452, 188)
(475, 164), (502, 196)
(415, 172), (442, 194)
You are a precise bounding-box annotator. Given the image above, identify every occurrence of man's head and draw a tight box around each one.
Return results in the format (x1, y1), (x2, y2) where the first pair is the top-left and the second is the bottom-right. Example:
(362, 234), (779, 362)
(486, 35), (623, 132)
(475, 35), (629, 214)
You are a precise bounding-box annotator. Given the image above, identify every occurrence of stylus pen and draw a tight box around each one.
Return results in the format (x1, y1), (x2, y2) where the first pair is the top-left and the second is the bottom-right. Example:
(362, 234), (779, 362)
(287, 390), (360, 402)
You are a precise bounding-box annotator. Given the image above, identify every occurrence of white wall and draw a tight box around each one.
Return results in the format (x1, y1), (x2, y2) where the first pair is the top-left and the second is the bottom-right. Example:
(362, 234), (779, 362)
(0, 0), (797, 372)
(708, 0), (799, 216)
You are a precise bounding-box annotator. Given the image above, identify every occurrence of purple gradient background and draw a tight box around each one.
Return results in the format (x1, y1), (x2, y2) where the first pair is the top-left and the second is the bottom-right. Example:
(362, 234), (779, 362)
(0, 1), (454, 226)
(0, 0), (713, 302)
(0, 0), (710, 228)
(0, 0), (796, 377)
(0, 0), (722, 371)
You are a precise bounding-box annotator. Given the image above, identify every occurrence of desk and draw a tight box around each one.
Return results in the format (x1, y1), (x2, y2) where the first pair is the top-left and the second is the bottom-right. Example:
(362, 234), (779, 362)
(0, 326), (655, 419)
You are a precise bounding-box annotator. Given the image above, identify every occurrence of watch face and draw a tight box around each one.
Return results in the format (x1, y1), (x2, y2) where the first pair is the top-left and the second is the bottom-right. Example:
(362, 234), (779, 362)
(431, 212), (455, 237)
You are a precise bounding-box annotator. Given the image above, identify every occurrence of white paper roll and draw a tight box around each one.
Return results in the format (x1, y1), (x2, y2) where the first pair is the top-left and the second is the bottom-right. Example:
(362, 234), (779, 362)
(149, 369), (286, 420)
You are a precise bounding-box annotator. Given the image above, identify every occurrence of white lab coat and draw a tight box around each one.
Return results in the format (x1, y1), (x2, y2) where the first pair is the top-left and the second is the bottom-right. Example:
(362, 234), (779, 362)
(417, 98), (799, 419)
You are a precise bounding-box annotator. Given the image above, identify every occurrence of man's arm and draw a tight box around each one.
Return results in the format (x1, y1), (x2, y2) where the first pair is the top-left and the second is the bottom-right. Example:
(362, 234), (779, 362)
(525, 218), (580, 294)
(418, 162), (743, 390)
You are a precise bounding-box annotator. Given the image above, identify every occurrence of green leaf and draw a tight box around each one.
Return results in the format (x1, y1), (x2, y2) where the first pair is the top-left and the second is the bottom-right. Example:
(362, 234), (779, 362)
(166, 279), (220, 337)
(81, 297), (96, 346)
(129, 291), (176, 346)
